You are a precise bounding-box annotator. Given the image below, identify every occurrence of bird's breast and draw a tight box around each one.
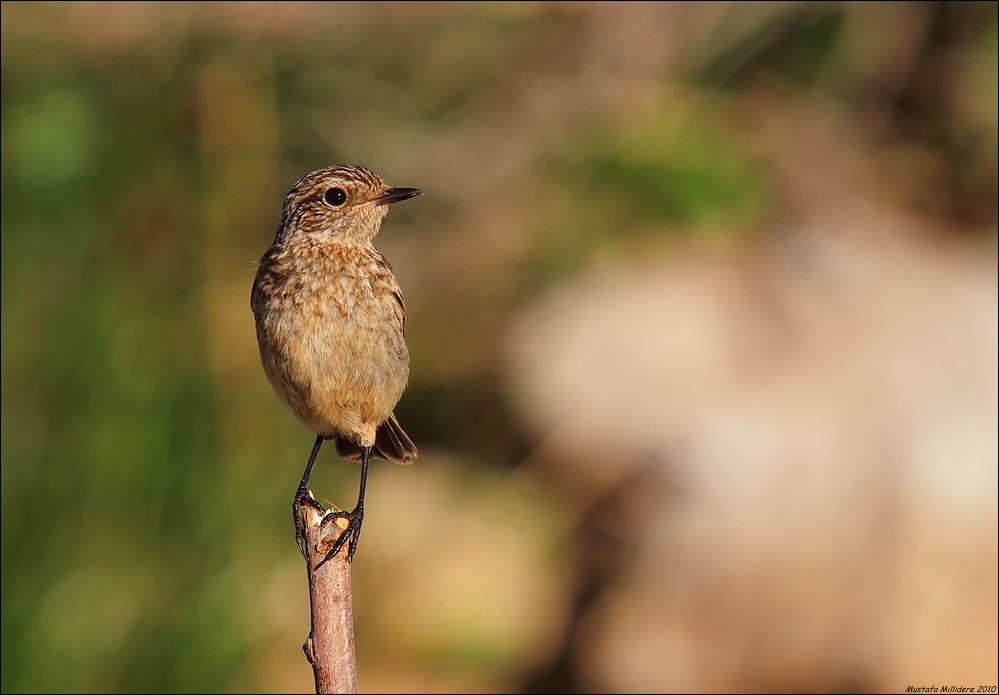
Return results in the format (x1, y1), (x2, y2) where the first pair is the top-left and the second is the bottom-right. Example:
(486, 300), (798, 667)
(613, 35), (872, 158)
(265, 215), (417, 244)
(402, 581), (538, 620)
(252, 242), (409, 437)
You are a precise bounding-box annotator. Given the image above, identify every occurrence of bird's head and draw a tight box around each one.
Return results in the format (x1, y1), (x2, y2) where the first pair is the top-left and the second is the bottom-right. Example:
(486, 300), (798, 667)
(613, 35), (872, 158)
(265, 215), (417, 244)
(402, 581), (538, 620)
(277, 165), (421, 244)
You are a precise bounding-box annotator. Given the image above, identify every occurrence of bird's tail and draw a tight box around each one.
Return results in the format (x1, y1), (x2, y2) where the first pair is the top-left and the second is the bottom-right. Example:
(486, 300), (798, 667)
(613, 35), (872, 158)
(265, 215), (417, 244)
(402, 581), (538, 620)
(331, 413), (417, 465)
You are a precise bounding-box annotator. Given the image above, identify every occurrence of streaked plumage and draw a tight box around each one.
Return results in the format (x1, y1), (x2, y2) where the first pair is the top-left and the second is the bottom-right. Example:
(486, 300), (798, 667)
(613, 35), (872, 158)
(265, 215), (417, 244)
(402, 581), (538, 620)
(251, 165), (417, 464)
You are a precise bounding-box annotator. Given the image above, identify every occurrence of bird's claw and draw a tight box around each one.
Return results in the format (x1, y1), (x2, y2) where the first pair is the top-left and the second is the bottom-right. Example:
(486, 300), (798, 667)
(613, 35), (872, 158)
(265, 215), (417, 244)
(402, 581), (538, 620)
(293, 490), (323, 558)
(315, 505), (364, 569)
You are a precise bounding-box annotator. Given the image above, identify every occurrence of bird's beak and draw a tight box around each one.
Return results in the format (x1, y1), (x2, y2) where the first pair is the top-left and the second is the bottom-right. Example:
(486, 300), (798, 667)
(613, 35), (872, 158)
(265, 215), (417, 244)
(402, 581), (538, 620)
(372, 187), (422, 206)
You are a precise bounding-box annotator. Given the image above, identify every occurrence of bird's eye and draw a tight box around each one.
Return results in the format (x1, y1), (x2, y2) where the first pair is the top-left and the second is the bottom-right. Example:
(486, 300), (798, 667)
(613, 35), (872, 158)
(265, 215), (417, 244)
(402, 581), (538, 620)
(323, 188), (347, 207)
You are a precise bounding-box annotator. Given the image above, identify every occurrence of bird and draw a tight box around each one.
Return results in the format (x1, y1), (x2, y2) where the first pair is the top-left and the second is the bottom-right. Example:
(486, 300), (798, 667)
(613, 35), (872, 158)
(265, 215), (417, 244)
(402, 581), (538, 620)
(251, 164), (420, 566)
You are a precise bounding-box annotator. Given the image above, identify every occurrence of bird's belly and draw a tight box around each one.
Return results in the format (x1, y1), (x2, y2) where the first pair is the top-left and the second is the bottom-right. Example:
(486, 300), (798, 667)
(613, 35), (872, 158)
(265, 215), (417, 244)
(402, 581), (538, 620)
(261, 300), (408, 440)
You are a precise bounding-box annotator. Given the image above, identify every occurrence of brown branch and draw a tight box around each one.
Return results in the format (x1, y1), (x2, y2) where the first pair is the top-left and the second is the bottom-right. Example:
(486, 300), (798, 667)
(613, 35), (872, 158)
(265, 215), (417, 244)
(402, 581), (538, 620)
(300, 498), (357, 694)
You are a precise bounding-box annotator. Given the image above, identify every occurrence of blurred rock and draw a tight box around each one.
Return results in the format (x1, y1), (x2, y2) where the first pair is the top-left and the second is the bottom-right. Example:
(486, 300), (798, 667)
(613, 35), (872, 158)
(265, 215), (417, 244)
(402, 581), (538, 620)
(508, 216), (997, 691)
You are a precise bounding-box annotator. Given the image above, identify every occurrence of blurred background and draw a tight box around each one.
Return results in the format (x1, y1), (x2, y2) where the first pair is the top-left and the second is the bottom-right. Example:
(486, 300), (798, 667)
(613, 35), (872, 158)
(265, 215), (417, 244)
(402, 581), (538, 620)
(2, 2), (996, 692)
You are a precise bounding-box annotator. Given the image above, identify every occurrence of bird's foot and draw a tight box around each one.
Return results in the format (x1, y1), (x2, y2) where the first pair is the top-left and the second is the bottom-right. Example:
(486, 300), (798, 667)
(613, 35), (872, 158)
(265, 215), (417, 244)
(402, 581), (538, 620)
(316, 504), (364, 569)
(293, 489), (324, 558)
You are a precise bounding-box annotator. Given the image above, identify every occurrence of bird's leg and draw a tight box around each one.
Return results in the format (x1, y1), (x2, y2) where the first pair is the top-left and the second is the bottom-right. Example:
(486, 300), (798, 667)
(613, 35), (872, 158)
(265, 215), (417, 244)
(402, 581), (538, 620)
(317, 445), (369, 568)
(294, 435), (325, 556)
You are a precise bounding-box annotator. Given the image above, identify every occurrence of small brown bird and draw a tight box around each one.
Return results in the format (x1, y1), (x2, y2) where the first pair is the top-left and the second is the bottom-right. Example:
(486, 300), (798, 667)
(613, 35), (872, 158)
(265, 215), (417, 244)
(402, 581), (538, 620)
(251, 164), (420, 565)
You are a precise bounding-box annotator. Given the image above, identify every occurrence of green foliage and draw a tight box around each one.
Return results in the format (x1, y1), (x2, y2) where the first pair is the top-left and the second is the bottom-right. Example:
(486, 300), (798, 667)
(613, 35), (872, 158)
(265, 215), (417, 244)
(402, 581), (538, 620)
(578, 151), (765, 225)
(697, 6), (846, 89)
(1, 55), (245, 692)
(524, 118), (772, 284)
